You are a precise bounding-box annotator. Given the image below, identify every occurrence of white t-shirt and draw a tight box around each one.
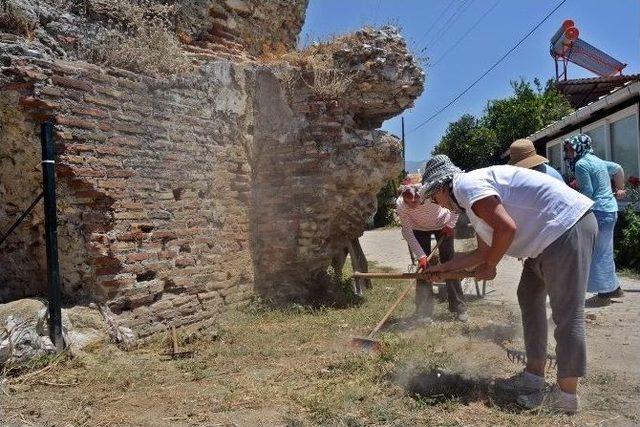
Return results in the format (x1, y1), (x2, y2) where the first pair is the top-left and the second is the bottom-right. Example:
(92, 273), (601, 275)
(453, 165), (593, 259)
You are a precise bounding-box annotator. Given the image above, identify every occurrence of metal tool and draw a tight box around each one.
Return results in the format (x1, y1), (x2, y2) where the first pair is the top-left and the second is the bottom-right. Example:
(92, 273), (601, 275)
(505, 347), (557, 369)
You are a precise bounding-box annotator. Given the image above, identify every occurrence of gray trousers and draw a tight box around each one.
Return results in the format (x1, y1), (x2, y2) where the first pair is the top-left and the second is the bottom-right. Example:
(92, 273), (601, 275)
(517, 212), (597, 378)
(413, 230), (466, 315)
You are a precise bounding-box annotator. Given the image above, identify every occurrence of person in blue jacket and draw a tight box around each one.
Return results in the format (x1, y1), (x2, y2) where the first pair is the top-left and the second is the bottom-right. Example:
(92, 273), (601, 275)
(564, 134), (627, 304)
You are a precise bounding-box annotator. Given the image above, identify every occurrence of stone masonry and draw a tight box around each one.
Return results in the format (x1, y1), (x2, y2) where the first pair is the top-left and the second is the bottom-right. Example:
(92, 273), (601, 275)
(0, 1), (424, 338)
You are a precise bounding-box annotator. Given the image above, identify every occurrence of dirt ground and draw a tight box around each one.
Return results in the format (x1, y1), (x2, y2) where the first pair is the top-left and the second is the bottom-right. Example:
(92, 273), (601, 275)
(0, 228), (638, 426)
(361, 227), (640, 425)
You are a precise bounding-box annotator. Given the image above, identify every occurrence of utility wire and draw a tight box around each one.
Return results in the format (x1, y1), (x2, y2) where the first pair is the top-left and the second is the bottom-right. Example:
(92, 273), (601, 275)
(409, 0), (568, 134)
(416, 0), (456, 47)
(431, 0), (502, 68)
(424, 0), (475, 53)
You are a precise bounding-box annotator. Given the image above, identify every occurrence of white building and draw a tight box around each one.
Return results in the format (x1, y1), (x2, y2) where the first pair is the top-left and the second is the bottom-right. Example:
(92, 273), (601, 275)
(529, 78), (640, 182)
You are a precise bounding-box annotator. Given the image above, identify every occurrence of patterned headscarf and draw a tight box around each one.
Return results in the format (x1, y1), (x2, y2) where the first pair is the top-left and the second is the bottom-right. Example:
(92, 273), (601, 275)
(564, 134), (594, 172)
(419, 155), (462, 198)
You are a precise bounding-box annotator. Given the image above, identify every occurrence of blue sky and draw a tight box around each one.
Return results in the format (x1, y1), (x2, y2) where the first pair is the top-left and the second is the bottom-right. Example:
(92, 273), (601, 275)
(301, 0), (640, 162)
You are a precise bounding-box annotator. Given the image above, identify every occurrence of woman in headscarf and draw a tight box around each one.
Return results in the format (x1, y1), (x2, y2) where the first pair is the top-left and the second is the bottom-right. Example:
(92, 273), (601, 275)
(395, 180), (467, 322)
(564, 134), (627, 305)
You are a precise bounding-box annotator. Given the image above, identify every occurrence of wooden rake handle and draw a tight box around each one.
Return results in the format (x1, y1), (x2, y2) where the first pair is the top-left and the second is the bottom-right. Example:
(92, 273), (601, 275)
(352, 271), (478, 281)
(366, 236), (446, 338)
(367, 284), (413, 338)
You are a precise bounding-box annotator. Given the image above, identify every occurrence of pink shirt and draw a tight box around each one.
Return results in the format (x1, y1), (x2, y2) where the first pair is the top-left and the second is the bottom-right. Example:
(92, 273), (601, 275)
(395, 196), (459, 258)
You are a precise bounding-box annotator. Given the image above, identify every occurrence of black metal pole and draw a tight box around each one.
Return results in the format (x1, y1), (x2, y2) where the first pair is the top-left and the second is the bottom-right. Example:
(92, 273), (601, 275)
(40, 121), (64, 351)
(401, 116), (406, 177)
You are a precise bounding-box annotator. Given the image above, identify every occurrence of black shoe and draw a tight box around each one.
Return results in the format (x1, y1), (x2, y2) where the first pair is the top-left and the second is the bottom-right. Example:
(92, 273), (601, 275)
(598, 287), (624, 299)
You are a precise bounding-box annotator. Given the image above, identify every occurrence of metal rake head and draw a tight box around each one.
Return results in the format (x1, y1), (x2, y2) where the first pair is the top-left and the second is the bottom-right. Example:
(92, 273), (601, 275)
(505, 348), (557, 369)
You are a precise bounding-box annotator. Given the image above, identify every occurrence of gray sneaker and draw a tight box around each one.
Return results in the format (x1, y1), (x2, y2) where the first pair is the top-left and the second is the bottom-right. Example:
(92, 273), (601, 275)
(517, 384), (579, 414)
(455, 311), (469, 322)
(495, 370), (544, 399)
(412, 315), (433, 326)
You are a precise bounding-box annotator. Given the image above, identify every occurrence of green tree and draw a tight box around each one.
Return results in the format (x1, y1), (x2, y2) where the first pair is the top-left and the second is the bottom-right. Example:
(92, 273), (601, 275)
(484, 78), (572, 157)
(373, 174), (402, 228)
(432, 114), (498, 171)
(432, 78), (573, 169)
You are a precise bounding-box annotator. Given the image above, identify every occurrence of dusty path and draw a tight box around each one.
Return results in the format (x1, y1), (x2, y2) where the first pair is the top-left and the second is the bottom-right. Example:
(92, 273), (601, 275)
(359, 226), (528, 307)
(360, 226), (640, 423)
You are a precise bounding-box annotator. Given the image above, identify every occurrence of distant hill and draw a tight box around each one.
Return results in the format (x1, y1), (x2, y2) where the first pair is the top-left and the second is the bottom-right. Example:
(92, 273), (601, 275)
(405, 160), (426, 174)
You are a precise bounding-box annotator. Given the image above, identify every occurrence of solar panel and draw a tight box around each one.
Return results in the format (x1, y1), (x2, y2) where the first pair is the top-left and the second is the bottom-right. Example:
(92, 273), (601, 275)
(550, 20), (627, 78)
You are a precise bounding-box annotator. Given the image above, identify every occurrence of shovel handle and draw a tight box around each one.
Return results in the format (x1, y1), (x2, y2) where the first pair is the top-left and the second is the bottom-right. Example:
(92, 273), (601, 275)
(425, 235), (445, 264)
(356, 237), (450, 281)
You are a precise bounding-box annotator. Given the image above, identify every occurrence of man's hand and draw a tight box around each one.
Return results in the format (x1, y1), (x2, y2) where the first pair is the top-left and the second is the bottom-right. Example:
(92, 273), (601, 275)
(418, 255), (429, 271)
(441, 225), (455, 237)
(475, 262), (497, 280)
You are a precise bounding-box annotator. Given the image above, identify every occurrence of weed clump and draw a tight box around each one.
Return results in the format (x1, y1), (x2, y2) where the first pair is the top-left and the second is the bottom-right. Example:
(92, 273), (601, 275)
(77, 0), (192, 76)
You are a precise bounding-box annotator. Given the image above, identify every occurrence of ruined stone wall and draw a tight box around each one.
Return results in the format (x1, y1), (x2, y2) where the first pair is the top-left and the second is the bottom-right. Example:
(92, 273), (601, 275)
(1, 50), (258, 336)
(0, 1), (424, 338)
(206, 0), (309, 56)
(251, 76), (402, 301)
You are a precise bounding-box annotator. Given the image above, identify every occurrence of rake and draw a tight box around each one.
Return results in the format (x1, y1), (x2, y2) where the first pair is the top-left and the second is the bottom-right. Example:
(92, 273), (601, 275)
(504, 347), (557, 369)
(350, 237), (450, 353)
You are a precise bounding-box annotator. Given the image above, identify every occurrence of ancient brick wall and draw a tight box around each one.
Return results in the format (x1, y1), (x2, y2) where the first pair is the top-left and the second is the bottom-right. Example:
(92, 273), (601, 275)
(1, 52), (255, 336)
(0, 1), (423, 339)
(205, 0), (309, 56)
(250, 70), (402, 301)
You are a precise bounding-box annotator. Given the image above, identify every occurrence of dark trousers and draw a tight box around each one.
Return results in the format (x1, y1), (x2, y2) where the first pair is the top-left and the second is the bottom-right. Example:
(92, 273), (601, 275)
(413, 230), (466, 315)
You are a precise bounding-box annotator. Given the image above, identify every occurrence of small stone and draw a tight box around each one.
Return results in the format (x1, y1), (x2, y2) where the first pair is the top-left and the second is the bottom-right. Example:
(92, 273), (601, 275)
(225, 0), (250, 14)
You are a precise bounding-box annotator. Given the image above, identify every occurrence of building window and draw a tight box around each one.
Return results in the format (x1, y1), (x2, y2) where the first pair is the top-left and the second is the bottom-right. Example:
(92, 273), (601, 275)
(610, 114), (639, 177)
(547, 143), (563, 174)
(585, 125), (606, 159)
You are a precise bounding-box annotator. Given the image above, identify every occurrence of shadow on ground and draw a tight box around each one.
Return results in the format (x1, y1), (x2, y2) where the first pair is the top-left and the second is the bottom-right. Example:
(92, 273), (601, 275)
(405, 368), (491, 404)
(402, 368), (528, 414)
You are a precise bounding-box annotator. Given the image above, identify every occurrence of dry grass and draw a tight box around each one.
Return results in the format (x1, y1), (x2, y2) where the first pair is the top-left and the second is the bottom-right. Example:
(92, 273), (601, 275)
(1, 267), (636, 426)
(302, 67), (352, 99)
(266, 34), (355, 100)
(82, 0), (175, 31)
(272, 62), (352, 101)
(80, 26), (192, 76)
(76, 0), (192, 76)
(0, 3), (36, 37)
